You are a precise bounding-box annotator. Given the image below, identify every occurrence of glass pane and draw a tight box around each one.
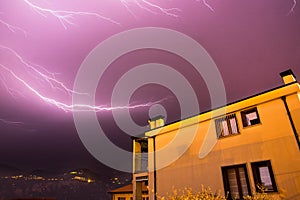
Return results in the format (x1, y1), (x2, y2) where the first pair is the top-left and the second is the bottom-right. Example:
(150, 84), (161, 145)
(239, 167), (249, 196)
(135, 153), (148, 173)
(222, 120), (229, 136)
(230, 118), (238, 134)
(259, 166), (273, 190)
(227, 169), (239, 198)
(246, 112), (258, 126)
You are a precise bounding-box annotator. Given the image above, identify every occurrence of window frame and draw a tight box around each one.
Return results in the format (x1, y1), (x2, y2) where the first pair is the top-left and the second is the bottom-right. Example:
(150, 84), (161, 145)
(215, 113), (239, 138)
(241, 107), (261, 128)
(221, 164), (251, 200)
(251, 160), (278, 193)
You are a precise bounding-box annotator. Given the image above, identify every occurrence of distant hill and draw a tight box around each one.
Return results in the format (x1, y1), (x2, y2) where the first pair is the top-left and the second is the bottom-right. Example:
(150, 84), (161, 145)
(0, 163), (21, 176)
(0, 165), (131, 200)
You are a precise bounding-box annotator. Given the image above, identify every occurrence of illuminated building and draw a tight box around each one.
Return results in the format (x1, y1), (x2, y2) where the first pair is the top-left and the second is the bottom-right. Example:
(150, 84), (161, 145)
(132, 69), (300, 200)
(109, 183), (148, 200)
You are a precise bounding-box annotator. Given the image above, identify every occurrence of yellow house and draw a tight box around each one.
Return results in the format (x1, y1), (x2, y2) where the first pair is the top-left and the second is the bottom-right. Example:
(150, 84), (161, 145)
(132, 69), (300, 200)
(109, 183), (149, 200)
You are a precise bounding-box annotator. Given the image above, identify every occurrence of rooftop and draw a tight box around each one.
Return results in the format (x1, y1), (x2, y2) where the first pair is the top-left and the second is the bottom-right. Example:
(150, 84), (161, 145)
(109, 183), (148, 194)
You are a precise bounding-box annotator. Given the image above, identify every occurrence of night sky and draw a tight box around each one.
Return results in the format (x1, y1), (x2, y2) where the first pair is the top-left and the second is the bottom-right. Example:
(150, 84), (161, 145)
(0, 0), (300, 173)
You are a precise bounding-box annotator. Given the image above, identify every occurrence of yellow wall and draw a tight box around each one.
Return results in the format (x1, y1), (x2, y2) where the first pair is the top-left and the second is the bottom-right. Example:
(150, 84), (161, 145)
(286, 90), (300, 140)
(144, 82), (300, 200)
(112, 193), (148, 200)
(112, 193), (132, 200)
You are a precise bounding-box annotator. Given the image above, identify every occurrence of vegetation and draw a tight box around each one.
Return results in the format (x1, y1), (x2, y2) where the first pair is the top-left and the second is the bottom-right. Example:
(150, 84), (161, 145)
(158, 186), (226, 200)
(158, 185), (285, 200)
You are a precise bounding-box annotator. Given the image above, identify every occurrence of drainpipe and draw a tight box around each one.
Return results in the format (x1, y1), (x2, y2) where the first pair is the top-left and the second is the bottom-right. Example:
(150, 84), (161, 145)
(279, 69), (299, 149)
(281, 96), (300, 149)
(153, 136), (157, 200)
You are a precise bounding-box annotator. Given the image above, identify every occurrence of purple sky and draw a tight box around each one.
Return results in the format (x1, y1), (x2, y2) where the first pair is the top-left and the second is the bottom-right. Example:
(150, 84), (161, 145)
(0, 0), (300, 173)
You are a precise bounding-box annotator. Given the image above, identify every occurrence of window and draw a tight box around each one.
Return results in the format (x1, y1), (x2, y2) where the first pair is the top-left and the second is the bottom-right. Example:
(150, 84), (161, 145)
(241, 107), (260, 127)
(134, 139), (148, 173)
(222, 164), (251, 200)
(215, 114), (239, 138)
(251, 161), (277, 193)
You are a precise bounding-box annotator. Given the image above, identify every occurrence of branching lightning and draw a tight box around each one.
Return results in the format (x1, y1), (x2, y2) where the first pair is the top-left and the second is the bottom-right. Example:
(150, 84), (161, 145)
(0, 0), (218, 116)
(119, 0), (181, 18)
(0, 46), (158, 112)
(23, 0), (120, 28)
(137, 0), (180, 17)
(1, 0), (215, 35)
(0, 45), (84, 96)
(0, 19), (27, 35)
(0, 63), (156, 112)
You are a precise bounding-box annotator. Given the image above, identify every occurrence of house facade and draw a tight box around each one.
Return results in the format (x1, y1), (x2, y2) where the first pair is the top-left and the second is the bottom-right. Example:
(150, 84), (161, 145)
(109, 183), (149, 200)
(132, 70), (300, 200)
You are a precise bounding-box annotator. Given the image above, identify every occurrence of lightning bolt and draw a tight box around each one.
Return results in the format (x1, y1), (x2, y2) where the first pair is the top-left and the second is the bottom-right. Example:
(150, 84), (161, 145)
(119, 0), (181, 18)
(0, 0), (202, 114)
(0, 73), (26, 99)
(0, 45), (158, 112)
(0, 19), (27, 35)
(137, 0), (181, 17)
(202, 0), (214, 12)
(0, 45), (84, 96)
(195, 0), (214, 12)
(2, 0), (214, 34)
(23, 0), (120, 29)
(288, 0), (297, 14)
(0, 63), (157, 112)
(0, 0), (218, 35)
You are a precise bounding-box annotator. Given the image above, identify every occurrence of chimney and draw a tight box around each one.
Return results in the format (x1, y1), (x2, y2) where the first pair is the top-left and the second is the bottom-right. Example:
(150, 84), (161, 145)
(280, 69), (297, 85)
(148, 115), (165, 130)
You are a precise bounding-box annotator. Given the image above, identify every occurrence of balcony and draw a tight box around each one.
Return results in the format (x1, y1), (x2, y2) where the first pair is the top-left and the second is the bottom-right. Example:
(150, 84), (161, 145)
(134, 153), (148, 173)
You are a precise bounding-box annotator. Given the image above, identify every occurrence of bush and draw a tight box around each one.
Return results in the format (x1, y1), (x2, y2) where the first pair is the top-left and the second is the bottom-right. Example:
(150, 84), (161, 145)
(158, 185), (284, 200)
(158, 185), (226, 200)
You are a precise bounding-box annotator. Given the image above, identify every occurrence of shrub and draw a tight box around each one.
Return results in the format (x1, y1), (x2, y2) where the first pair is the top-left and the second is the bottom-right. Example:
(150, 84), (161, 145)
(158, 185), (284, 200)
(158, 185), (226, 200)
